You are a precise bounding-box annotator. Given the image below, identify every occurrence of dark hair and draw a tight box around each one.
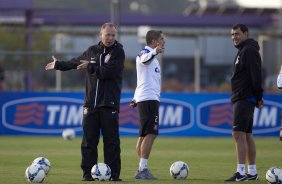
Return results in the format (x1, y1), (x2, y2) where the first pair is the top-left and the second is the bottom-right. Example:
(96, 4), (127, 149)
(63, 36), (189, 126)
(146, 30), (162, 45)
(232, 23), (248, 33)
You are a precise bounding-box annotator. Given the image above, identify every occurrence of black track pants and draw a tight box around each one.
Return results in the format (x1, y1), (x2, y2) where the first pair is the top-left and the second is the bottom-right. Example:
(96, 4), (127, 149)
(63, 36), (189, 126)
(80, 107), (121, 179)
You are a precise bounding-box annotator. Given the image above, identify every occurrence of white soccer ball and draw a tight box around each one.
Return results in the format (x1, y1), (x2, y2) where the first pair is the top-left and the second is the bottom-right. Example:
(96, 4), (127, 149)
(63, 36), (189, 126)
(32, 157), (51, 175)
(62, 128), (76, 140)
(91, 163), (111, 181)
(170, 161), (189, 180)
(25, 163), (46, 183)
(266, 167), (282, 184)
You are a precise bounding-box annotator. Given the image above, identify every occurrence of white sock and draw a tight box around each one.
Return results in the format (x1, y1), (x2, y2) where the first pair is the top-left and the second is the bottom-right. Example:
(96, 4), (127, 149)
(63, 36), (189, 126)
(139, 158), (148, 171)
(236, 164), (246, 175)
(248, 165), (257, 175)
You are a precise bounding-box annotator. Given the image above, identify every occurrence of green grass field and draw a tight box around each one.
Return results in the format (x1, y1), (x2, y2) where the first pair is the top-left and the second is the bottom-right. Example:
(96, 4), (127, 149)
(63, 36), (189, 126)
(0, 136), (281, 184)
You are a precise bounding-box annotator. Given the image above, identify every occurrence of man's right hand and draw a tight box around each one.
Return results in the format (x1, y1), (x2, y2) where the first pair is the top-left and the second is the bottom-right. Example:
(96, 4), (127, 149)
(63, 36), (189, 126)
(129, 100), (137, 108)
(45, 56), (57, 70)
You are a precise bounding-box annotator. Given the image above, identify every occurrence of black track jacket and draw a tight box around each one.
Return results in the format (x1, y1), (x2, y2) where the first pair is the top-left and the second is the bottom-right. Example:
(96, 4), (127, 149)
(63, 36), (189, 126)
(231, 38), (263, 103)
(54, 41), (125, 111)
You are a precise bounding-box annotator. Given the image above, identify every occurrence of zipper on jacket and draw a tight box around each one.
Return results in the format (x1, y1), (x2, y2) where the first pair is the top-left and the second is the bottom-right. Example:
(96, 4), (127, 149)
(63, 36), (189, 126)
(94, 47), (105, 108)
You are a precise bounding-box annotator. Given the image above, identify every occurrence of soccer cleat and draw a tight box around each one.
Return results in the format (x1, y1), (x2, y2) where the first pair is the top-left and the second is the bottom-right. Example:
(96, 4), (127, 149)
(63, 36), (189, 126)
(224, 172), (247, 182)
(246, 173), (259, 180)
(134, 168), (157, 180)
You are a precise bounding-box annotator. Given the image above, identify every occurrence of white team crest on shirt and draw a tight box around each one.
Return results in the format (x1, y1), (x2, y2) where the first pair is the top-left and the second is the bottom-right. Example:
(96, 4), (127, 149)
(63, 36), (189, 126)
(235, 56), (240, 64)
(104, 54), (111, 63)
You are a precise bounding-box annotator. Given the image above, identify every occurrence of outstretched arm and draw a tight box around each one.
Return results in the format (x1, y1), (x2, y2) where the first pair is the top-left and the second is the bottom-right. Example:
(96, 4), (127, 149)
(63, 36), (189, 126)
(139, 45), (164, 65)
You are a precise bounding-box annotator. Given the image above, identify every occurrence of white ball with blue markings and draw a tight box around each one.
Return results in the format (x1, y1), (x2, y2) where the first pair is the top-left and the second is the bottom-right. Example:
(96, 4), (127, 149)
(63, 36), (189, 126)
(91, 163), (111, 181)
(266, 167), (282, 184)
(25, 163), (46, 183)
(32, 157), (51, 175)
(170, 161), (189, 180)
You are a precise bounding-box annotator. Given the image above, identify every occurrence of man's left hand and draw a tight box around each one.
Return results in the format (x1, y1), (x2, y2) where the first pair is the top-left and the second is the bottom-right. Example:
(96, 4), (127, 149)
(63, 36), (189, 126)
(77, 60), (89, 70)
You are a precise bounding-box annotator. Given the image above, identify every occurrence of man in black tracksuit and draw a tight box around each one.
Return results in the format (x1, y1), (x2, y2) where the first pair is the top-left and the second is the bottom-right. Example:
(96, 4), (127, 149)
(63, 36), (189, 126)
(230, 39), (263, 104)
(45, 23), (125, 181)
(225, 24), (263, 182)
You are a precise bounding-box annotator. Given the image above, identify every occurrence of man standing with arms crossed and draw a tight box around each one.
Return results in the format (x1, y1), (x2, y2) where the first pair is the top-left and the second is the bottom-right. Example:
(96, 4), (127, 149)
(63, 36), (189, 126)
(45, 22), (124, 181)
(130, 30), (165, 180)
(225, 23), (264, 182)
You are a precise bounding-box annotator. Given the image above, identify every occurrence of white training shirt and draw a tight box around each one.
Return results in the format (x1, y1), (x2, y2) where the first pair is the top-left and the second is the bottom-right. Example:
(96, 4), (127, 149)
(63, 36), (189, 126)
(133, 46), (161, 103)
(277, 65), (282, 89)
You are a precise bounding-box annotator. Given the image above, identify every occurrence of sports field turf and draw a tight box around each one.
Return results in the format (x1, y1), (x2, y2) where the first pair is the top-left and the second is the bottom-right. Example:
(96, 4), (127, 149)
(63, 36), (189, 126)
(0, 136), (281, 184)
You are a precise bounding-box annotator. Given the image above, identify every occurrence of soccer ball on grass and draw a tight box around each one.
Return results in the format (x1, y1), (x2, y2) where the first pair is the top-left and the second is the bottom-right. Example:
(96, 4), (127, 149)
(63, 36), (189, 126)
(170, 161), (189, 180)
(25, 163), (46, 183)
(32, 157), (51, 175)
(266, 167), (282, 184)
(91, 163), (111, 181)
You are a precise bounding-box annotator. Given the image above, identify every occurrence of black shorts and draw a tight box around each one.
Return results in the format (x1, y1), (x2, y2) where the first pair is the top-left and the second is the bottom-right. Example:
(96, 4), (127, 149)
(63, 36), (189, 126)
(137, 100), (160, 137)
(233, 100), (255, 133)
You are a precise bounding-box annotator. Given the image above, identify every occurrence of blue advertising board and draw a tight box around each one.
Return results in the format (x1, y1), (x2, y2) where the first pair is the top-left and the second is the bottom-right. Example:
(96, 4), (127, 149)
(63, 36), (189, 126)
(0, 92), (281, 136)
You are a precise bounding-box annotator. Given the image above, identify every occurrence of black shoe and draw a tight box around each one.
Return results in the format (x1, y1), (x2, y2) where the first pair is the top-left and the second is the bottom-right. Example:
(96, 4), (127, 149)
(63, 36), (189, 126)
(224, 172), (247, 182)
(110, 178), (122, 182)
(81, 176), (94, 181)
(246, 173), (259, 180)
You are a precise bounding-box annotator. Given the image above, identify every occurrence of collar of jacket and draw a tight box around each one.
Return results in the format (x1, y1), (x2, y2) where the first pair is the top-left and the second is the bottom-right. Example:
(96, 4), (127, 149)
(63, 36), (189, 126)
(235, 39), (248, 50)
(98, 40), (118, 48)
(235, 38), (260, 51)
